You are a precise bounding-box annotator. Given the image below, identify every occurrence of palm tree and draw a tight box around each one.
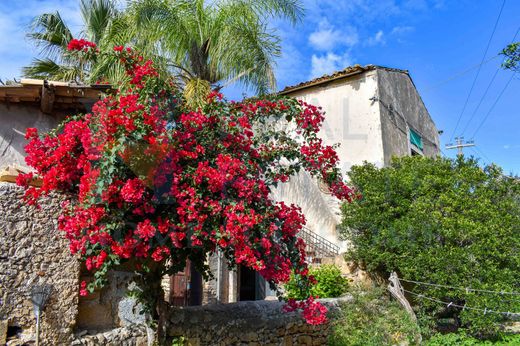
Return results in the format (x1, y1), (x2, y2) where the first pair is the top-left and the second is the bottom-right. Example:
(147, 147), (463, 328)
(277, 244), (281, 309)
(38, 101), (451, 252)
(127, 0), (304, 106)
(23, 0), (121, 83)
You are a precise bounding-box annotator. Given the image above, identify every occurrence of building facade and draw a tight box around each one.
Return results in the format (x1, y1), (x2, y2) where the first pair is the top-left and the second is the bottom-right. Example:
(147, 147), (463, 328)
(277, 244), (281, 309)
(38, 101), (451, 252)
(202, 65), (441, 305)
(274, 64), (441, 252)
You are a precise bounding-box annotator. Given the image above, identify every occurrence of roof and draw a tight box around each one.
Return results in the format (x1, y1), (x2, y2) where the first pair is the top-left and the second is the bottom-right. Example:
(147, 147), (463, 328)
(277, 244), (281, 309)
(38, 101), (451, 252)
(279, 64), (409, 94)
(0, 79), (113, 114)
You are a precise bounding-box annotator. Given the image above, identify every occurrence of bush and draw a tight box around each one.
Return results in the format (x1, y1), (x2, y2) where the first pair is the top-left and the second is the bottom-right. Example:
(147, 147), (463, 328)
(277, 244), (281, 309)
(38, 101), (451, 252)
(340, 156), (520, 337)
(284, 264), (349, 300)
(329, 286), (422, 346)
(425, 331), (520, 345)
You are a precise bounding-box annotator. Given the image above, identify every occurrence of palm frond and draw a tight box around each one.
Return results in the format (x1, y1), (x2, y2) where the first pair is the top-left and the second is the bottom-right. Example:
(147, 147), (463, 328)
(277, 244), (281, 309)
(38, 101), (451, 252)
(22, 58), (80, 82)
(80, 0), (119, 44)
(183, 78), (211, 109)
(27, 12), (73, 62)
(231, 0), (304, 24)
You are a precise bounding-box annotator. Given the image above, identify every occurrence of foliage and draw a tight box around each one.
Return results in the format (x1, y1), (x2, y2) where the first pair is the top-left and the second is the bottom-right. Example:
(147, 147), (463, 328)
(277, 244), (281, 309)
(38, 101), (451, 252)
(25, 0), (304, 103)
(501, 42), (520, 72)
(126, 0), (304, 95)
(284, 264), (349, 300)
(339, 156), (520, 337)
(23, 0), (124, 83)
(328, 286), (421, 346)
(425, 331), (520, 346)
(17, 41), (354, 334)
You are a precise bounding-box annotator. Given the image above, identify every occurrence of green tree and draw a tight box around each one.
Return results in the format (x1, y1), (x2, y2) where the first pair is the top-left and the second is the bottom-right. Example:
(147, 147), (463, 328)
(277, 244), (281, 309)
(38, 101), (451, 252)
(127, 0), (303, 107)
(23, 0), (123, 82)
(340, 156), (520, 338)
(501, 42), (520, 72)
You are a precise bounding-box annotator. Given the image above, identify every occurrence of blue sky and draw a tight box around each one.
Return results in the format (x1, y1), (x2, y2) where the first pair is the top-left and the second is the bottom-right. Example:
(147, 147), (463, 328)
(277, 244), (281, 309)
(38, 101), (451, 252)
(1, 0), (519, 174)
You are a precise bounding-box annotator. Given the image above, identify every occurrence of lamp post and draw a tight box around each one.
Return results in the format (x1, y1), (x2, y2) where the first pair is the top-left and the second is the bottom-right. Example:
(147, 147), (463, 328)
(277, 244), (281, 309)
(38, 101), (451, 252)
(30, 284), (52, 346)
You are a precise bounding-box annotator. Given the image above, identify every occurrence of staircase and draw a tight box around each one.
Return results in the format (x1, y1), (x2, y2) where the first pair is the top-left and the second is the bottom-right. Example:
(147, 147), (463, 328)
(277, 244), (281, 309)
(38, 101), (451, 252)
(298, 227), (340, 263)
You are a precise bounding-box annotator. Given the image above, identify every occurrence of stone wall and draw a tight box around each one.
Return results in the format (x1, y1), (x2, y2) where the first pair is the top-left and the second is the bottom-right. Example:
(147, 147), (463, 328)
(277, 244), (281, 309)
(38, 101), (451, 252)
(0, 182), (81, 344)
(165, 298), (349, 345)
(72, 324), (149, 346)
(77, 270), (145, 332)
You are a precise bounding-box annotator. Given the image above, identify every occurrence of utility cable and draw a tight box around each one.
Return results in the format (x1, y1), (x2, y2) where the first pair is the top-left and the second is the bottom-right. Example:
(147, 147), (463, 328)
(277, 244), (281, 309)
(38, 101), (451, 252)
(461, 25), (520, 136)
(449, 0), (506, 141)
(470, 72), (516, 138)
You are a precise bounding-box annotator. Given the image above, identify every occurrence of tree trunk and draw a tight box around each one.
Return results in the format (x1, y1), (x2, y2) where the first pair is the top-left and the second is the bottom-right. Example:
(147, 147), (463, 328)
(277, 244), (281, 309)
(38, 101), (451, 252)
(136, 263), (171, 345)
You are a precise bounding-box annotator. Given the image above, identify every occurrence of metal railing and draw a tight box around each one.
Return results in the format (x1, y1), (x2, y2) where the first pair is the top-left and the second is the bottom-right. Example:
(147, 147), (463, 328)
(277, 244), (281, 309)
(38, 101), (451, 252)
(298, 226), (340, 259)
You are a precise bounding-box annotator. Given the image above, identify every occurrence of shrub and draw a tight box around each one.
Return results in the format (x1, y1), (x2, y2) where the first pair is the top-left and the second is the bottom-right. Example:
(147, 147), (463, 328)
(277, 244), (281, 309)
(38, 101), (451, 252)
(17, 40), (355, 336)
(340, 156), (520, 337)
(329, 287), (421, 346)
(425, 331), (520, 346)
(284, 264), (349, 300)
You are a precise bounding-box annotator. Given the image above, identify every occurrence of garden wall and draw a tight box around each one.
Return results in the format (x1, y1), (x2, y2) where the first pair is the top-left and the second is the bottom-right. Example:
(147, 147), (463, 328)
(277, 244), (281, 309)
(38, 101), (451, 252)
(72, 298), (349, 346)
(165, 298), (348, 345)
(0, 182), (80, 344)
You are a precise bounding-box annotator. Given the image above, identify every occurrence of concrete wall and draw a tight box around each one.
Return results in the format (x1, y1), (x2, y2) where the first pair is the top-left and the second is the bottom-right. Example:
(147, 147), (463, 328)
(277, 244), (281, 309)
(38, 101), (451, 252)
(0, 182), (80, 345)
(0, 104), (66, 170)
(277, 71), (383, 250)
(376, 69), (440, 164)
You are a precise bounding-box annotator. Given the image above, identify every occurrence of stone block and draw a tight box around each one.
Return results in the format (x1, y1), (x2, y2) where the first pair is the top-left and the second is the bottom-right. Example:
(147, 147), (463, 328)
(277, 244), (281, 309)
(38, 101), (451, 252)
(0, 320), (7, 345)
(297, 335), (313, 345)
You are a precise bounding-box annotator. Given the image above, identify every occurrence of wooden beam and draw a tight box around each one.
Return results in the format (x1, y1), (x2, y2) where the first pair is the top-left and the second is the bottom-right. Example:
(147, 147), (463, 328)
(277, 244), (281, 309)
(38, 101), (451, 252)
(40, 82), (56, 114)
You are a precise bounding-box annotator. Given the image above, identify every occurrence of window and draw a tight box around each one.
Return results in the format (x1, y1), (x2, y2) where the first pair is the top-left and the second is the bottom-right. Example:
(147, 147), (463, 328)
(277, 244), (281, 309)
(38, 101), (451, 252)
(409, 128), (423, 156)
(409, 129), (423, 150)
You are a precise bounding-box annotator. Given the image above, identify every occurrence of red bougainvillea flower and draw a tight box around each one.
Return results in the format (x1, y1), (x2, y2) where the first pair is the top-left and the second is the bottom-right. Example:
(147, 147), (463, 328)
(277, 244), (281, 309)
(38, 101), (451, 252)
(17, 39), (355, 325)
(120, 178), (145, 203)
(67, 38), (97, 52)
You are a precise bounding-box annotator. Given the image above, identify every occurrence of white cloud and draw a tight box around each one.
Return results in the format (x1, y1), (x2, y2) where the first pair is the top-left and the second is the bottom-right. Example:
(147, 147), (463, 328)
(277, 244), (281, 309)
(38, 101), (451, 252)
(310, 52), (353, 78)
(391, 26), (415, 35)
(308, 19), (358, 51)
(366, 30), (385, 46)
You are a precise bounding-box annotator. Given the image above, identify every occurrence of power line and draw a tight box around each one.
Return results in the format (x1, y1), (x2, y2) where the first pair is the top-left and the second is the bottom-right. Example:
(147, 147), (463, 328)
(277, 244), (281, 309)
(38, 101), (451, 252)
(470, 72), (516, 138)
(449, 0), (506, 142)
(473, 146), (493, 163)
(423, 55), (499, 93)
(402, 288), (520, 317)
(460, 69), (500, 135)
(399, 277), (520, 296)
(461, 25), (520, 136)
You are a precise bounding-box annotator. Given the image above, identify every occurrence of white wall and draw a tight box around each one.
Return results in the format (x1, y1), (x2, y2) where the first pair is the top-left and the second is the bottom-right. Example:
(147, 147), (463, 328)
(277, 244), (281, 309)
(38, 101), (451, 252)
(0, 104), (65, 170)
(275, 71), (384, 251)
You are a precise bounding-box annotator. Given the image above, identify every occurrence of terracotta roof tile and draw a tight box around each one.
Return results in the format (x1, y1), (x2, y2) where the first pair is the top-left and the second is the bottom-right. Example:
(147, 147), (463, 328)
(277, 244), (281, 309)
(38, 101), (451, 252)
(279, 64), (409, 94)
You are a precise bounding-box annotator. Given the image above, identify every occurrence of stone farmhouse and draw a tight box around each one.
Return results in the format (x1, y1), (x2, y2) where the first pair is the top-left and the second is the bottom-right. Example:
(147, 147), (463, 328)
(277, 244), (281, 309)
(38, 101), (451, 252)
(0, 65), (440, 344)
(218, 65), (442, 304)
(276, 65), (441, 252)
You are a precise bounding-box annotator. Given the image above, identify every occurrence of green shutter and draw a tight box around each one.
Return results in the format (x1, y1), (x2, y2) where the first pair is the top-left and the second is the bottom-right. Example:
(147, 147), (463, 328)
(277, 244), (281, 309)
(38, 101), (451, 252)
(410, 129), (423, 150)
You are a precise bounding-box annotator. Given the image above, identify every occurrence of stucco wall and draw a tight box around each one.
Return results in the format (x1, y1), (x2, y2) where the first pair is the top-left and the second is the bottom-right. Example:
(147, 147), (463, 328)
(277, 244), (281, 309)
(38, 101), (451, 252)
(0, 182), (80, 344)
(0, 104), (66, 170)
(376, 69), (440, 164)
(278, 71), (383, 250)
(287, 71), (385, 172)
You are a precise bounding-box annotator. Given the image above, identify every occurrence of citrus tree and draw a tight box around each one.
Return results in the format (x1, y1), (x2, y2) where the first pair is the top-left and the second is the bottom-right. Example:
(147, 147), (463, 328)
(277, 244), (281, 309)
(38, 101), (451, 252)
(18, 40), (353, 343)
(340, 156), (520, 337)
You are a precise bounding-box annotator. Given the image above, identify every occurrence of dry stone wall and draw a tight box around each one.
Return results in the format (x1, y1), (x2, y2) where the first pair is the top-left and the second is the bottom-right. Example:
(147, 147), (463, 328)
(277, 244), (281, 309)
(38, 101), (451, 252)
(165, 298), (349, 346)
(72, 323), (149, 346)
(0, 182), (81, 345)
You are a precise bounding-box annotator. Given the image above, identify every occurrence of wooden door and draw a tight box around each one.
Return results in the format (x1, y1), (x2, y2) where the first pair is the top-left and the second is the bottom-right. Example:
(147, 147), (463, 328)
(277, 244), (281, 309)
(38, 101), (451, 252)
(170, 261), (191, 306)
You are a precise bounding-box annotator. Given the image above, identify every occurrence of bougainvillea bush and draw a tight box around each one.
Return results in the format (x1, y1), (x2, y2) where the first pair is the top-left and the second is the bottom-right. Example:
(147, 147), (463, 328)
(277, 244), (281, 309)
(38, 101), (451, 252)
(18, 39), (353, 336)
